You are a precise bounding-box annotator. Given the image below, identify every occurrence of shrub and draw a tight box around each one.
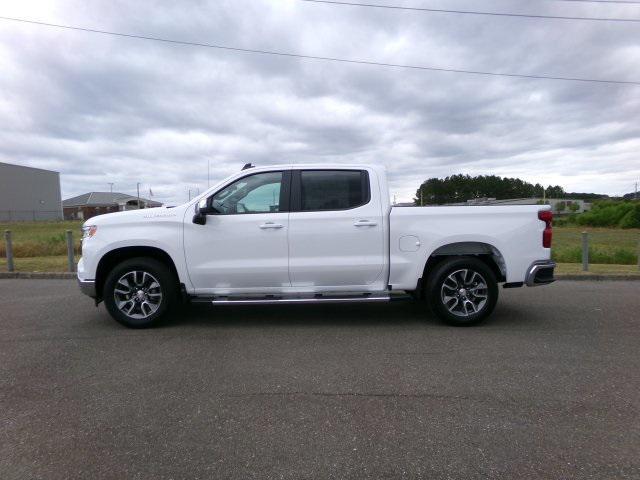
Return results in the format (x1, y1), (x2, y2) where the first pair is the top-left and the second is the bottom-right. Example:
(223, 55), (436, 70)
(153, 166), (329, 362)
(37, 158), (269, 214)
(618, 203), (640, 229)
(574, 200), (637, 227)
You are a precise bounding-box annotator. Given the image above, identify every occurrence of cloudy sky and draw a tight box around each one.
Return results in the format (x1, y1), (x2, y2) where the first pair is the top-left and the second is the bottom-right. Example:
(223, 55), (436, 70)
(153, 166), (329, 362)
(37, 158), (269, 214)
(0, 0), (639, 204)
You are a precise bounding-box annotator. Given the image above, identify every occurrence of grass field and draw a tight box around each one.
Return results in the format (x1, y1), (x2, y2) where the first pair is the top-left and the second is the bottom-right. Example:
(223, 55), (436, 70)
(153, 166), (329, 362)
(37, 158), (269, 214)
(0, 255), (80, 272)
(0, 221), (639, 272)
(554, 263), (640, 276)
(552, 227), (640, 265)
(0, 221), (82, 257)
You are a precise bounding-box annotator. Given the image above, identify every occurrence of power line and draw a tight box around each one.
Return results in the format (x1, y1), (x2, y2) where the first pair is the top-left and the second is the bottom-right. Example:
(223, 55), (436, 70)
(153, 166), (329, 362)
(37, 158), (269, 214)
(0, 16), (639, 86)
(298, 0), (640, 22)
(548, 0), (640, 4)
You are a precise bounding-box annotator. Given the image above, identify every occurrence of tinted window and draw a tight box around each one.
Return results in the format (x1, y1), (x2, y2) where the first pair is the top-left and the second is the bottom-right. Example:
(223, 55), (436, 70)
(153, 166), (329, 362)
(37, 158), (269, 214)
(300, 170), (368, 211)
(211, 171), (282, 214)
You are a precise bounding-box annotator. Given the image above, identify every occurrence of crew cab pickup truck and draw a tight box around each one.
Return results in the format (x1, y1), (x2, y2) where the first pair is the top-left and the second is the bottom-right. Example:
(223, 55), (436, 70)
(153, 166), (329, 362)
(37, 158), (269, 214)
(77, 164), (555, 328)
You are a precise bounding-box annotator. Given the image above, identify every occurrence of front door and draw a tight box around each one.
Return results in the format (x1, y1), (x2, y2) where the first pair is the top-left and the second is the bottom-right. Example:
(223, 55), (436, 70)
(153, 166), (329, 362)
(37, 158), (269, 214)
(184, 170), (291, 293)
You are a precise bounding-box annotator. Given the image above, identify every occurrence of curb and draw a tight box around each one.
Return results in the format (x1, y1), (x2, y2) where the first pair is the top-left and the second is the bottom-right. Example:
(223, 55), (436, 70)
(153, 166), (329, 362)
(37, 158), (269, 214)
(1, 272), (639, 281)
(0, 272), (76, 279)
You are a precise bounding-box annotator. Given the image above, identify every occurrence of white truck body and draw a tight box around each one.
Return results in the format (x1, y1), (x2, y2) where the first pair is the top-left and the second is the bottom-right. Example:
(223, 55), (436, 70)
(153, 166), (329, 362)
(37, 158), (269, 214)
(77, 164), (555, 326)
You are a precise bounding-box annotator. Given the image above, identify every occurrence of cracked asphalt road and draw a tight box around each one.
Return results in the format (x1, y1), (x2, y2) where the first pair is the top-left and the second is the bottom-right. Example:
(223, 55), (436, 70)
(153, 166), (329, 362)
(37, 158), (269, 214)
(1, 279), (639, 479)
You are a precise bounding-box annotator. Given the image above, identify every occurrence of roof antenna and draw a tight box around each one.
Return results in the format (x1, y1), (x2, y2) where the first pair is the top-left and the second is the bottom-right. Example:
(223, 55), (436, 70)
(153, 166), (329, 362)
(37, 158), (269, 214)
(242, 163), (254, 170)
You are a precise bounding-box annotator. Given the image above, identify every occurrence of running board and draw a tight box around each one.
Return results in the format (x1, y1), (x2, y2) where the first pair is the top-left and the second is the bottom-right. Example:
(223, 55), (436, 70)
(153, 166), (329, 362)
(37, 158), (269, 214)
(191, 293), (401, 305)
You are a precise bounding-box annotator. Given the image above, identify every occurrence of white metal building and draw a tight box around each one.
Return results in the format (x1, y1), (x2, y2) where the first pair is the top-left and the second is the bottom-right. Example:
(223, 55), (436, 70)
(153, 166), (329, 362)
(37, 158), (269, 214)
(0, 162), (63, 221)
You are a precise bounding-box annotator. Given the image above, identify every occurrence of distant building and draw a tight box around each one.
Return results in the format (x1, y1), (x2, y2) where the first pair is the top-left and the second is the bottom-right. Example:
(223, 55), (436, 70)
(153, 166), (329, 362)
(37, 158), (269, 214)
(63, 192), (162, 220)
(448, 197), (591, 214)
(0, 162), (63, 221)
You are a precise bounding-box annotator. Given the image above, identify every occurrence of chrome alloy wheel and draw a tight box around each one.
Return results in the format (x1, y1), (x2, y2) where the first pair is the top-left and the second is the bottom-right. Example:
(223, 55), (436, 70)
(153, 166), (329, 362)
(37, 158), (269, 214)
(440, 268), (488, 317)
(113, 270), (163, 319)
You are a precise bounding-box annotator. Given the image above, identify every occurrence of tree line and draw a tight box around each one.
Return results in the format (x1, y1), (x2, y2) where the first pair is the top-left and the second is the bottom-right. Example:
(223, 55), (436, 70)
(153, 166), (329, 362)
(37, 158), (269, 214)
(414, 174), (565, 205)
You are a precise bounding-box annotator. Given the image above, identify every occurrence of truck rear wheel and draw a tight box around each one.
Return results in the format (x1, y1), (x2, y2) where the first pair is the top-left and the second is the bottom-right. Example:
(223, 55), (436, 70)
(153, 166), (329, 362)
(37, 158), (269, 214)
(103, 257), (177, 328)
(425, 257), (498, 326)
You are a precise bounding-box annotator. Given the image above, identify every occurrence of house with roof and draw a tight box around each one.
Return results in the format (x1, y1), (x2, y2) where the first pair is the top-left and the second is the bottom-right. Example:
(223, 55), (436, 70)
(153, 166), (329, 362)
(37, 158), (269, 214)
(62, 192), (163, 220)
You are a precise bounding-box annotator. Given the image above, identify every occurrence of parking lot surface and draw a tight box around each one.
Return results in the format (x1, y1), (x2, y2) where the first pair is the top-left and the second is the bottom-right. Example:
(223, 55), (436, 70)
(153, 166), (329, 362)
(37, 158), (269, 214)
(1, 279), (639, 479)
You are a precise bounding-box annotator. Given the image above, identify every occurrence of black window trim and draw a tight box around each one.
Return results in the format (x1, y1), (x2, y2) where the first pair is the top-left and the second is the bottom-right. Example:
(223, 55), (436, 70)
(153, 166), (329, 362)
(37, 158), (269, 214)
(205, 170), (291, 215)
(290, 169), (371, 213)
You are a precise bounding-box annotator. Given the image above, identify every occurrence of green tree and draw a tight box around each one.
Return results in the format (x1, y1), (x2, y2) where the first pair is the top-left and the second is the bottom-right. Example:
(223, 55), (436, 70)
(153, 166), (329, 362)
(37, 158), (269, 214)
(545, 185), (565, 198)
(415, 174), (559, 205)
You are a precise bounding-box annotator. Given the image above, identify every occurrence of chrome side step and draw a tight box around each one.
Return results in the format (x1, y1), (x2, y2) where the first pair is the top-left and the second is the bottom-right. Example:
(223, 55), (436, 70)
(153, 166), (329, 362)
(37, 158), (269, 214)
(192, 293), (394, 305)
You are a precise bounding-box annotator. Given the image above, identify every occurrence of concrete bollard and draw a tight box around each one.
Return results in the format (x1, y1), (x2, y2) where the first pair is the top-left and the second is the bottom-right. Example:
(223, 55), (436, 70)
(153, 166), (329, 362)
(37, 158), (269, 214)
(582, 231), (589, 272)
(4, 230), (14, 272)
(66, 230), (75, 273)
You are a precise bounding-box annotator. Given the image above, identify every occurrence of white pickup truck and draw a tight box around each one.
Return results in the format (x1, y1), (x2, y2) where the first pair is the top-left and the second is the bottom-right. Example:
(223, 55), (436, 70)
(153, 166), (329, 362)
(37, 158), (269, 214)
(77, 164), (555, 328)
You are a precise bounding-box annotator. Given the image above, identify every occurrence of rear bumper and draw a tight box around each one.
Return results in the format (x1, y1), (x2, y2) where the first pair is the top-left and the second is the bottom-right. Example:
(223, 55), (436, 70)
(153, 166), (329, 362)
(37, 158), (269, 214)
(525, 260), (556, 287)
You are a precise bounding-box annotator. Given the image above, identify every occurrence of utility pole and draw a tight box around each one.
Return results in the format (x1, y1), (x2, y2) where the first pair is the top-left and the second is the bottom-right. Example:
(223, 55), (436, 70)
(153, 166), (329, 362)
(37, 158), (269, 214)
(635, 181), (638, 200)
(108, 182), (114, 193)
(136, 183), (141, 209)
(188, 189), (192, 201)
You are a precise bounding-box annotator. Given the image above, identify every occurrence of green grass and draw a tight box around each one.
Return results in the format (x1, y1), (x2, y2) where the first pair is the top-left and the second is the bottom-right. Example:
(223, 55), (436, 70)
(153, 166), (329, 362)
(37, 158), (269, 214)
(552, 227), (639, 265)
(555, 263), (640, 276)
(0, 255), (80, 272)
(0, 221), (82, 257)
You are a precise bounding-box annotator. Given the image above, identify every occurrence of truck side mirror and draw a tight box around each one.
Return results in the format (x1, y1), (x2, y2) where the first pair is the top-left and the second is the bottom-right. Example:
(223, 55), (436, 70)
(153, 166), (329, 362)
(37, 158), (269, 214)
(192, 199), (208, 225)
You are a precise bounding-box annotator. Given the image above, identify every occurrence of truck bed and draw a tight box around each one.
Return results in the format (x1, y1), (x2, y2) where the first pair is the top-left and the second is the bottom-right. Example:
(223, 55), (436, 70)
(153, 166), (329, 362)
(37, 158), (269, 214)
(388, 205), (550, 289)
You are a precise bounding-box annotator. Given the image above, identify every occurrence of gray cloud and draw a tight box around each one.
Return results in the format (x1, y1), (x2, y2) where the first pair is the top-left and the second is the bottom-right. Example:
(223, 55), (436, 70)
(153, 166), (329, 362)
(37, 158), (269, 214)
(0, 0), (639, 205)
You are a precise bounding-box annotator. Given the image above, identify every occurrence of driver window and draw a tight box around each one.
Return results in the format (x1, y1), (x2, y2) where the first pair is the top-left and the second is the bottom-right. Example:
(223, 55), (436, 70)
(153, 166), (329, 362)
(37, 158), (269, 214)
(210, 171), (282, 214)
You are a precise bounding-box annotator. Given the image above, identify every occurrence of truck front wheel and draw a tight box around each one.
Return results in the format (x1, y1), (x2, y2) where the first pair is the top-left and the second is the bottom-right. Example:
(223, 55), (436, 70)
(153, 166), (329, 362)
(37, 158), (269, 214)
(425, 257), (498, 326)
(103, 257), (177, 328)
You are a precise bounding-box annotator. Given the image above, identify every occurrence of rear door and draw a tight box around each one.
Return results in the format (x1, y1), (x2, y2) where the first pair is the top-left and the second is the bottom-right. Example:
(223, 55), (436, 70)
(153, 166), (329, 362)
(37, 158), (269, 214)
(287, 169), (385, 289)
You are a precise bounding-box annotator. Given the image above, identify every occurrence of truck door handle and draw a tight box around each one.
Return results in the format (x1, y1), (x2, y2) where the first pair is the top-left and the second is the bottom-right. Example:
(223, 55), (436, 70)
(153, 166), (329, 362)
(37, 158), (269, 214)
(353, 220), (377, 227)
(259, 222), (284, 229)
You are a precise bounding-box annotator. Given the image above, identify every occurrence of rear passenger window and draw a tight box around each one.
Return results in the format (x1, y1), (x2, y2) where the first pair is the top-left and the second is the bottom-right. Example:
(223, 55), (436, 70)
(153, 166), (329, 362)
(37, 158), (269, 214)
(300, 170), (368, 211)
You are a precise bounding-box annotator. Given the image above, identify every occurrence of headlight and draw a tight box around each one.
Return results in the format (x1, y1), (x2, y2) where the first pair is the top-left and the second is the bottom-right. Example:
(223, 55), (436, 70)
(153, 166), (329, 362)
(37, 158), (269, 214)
(81, 225), (98, 239)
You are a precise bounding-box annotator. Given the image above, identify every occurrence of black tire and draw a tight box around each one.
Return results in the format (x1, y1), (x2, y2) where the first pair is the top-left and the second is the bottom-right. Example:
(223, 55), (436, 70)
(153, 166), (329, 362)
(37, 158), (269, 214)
(103, 257), (177, 328)
(425, 256), (498, 326)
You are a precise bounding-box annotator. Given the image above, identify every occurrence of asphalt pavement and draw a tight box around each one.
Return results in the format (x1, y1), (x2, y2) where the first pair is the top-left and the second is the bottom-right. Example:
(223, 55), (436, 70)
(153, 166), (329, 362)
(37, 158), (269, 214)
(1, 279), (639, 479)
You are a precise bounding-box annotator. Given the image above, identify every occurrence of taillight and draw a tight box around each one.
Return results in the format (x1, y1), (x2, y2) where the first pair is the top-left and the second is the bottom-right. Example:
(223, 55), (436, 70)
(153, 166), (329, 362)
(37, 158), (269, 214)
(538, 210), (553, 248)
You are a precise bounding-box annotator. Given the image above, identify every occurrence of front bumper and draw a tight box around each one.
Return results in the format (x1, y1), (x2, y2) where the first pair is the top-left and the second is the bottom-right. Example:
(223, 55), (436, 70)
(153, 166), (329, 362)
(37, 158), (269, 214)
(525, 260), (556, 286)
(78, 277), (97, 298)
(77, 257), (96, 297)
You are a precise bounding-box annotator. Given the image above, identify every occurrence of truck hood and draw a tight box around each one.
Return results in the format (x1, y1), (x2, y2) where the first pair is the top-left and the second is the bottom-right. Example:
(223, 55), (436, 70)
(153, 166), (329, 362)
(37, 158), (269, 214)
(83, 206), (183, 226)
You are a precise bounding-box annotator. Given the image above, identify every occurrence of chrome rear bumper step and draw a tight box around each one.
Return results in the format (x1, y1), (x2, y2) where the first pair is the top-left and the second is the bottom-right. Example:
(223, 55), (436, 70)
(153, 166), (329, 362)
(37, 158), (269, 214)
(525, 260), (556, 287)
